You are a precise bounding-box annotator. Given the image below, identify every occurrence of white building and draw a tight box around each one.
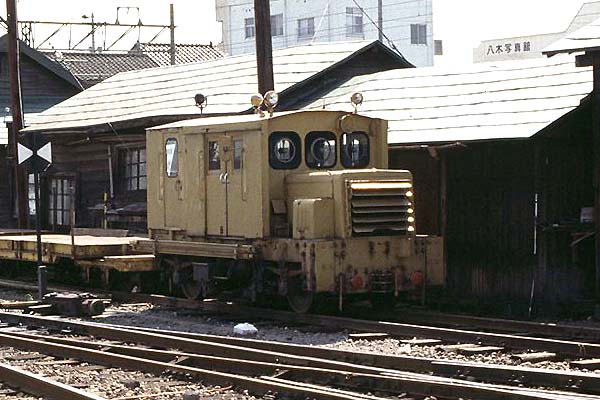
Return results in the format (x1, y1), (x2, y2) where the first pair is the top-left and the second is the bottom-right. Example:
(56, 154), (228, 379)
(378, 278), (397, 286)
(215, 0), (434, 66)
(473, 1), (600, 63)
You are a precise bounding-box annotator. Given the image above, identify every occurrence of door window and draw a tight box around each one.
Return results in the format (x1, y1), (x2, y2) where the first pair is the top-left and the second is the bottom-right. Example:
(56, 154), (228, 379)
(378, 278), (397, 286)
(165, 138), (178, 177)
(208, 141), (221, 171)
(233, 139), (243, 170)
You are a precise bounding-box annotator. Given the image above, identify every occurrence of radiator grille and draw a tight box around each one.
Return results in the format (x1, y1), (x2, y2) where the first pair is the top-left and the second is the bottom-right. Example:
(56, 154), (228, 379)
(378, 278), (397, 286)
(350, 181), (414, 236)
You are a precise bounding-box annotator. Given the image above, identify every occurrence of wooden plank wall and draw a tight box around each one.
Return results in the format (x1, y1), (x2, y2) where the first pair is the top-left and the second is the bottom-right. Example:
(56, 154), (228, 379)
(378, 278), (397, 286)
(535, 106), (594, 307)
(0, 53), (80, 100)
(445, 141), (535, 307)
(0, 146), (12, 226)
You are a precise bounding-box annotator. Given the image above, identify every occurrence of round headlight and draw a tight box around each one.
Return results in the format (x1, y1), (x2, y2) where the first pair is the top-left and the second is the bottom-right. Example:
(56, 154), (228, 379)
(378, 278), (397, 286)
(264, 90), (279, 108)
(350, 92), (363, 106)
(251, 94), (264, 108)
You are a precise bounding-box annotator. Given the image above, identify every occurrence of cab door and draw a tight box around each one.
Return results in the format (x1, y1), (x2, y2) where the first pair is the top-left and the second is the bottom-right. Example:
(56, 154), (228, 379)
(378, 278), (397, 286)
(206, 134), (231, 236)
(163, 136), (185, 229)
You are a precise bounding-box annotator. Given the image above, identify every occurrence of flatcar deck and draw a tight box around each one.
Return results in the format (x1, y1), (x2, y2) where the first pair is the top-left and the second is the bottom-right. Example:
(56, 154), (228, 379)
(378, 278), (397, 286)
(0, 234), (156, 274)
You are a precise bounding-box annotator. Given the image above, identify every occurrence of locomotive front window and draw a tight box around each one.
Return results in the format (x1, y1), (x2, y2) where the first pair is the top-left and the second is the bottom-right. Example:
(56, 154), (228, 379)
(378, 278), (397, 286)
(341, 132), (369, 168)
(269, 131), (301, 169)
(165, 138), (178, 177)
(208, 141), (221, 170)
(306, 131), (336, 168)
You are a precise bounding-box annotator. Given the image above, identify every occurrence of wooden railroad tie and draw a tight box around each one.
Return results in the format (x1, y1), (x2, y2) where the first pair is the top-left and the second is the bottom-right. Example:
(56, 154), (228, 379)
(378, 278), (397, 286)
(570, 358), (600, 369)
(511, 352), (557, 363)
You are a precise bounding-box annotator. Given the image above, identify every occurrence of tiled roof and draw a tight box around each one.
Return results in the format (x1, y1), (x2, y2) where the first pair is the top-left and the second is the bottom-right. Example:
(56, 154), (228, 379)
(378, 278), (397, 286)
(43, 51), (159, 88)
(24, 41), (410, 133)
(133, 42), (223, 66)
(300, 55), (592, 144)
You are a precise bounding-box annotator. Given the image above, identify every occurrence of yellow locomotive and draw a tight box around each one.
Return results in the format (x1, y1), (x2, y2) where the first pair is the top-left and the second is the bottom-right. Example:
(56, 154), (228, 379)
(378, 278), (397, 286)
(142, 93), (443, 312)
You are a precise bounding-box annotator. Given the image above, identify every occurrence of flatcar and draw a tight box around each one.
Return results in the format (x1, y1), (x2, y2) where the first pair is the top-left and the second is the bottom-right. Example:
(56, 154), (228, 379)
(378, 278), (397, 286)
(141, 92), (444, 312)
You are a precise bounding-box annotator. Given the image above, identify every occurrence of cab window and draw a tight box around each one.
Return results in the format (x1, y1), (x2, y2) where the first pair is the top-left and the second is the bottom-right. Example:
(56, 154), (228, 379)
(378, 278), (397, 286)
(165, 138), (178, 177)
(269, 132), (301, 169)
(306, 131), (336, 169)
(341, 132), (369, 168)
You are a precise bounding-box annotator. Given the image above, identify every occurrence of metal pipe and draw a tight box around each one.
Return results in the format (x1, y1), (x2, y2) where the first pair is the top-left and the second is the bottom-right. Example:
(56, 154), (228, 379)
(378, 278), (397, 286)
(169, 4), (176, 65)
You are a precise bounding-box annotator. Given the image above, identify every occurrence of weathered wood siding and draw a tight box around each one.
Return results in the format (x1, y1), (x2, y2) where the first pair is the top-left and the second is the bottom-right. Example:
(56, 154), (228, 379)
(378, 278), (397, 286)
(390, 141), (536, 309)
(445, 142), (535, 304)
(534, 104), (594, 307)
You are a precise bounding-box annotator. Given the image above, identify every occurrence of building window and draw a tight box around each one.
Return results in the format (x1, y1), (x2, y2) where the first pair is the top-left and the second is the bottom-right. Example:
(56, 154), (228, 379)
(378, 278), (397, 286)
(123, 148), (147, 190)
(245, 17), (255, 39)
(410, 24), (427, 45)
(297, 17), (315, 39)
(346, 7), (363, 37)
(27, 174), (36, 216)
(49, 178), (73, 227)
(271, 14), (284, 37)
(233, 139), (243, 170)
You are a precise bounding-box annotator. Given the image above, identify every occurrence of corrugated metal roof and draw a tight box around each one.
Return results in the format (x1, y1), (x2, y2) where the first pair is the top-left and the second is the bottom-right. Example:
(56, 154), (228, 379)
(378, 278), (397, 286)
(24, 41), (385, 133)
(134, 42), (224, 66)
(543, 17), (600, 56)
(301, 55), (591, 144)
(43, 51), (159, 88)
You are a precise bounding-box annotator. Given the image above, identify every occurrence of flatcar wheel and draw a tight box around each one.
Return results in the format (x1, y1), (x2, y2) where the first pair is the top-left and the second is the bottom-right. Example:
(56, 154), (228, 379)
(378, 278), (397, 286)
(370, 293), (397, 310)
(286, 276), (314, 313)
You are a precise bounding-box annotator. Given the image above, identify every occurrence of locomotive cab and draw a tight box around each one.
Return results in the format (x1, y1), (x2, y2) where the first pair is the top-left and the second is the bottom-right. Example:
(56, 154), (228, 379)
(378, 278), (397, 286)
(145, 104), (442, 312)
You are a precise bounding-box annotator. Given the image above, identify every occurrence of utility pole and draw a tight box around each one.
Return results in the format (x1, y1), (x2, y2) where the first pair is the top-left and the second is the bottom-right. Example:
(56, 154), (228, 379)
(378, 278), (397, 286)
(169, 4), (176, 65)
(378, 0), (383, 42)
(6, 0), (27, 229)
(254, 0), (274, 94)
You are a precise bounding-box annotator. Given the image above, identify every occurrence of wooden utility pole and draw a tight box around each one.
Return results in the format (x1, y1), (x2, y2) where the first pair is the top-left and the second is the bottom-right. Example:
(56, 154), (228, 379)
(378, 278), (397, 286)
(6, 0), (27, 228)
(378, 0), (383, 42)
(254, 0), (274, 94)
(169, 4), (176, 65)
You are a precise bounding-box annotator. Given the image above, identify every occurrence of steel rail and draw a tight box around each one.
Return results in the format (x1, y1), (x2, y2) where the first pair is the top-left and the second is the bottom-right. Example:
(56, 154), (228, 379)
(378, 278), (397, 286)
(121, 324), (600, 395)
(3, 277), (600, 342)
(0, 332), (383, 400)
(2, 329), (592, 400)
(4, 316), (600, 397)
(0, 361), (106, 400)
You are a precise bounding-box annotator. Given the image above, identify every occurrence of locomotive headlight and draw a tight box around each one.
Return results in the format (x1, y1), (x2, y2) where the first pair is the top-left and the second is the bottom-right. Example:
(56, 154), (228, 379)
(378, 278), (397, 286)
(251, 93), (264, 108)
(408, 226), (415, 232)
(350, 92), (363, 106)
(407, 208), (414, 214)
(408, 216), (415, 223)
(264, 90), (279, 108)
(406, 191), (413, 197)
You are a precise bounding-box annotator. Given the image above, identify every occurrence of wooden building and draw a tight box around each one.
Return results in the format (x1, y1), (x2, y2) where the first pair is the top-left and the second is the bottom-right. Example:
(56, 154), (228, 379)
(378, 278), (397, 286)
(0, 35), (82, 228)
(22, 41), (412, 234)
(298, 55), (595, 314)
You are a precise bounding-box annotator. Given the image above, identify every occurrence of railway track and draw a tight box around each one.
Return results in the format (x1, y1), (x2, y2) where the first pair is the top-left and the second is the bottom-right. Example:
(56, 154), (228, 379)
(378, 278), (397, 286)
(0, 312), (598, 400)
(4, 279), (600, 398)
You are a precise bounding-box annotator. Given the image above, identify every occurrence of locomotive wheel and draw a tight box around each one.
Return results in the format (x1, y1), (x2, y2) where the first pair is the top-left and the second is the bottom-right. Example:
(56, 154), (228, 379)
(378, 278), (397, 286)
(180, 280), (205, 300)
(286, 275), (314, 313)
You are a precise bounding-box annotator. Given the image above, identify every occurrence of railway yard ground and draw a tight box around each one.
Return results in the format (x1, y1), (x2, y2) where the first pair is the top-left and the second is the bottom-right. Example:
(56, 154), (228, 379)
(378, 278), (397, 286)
(2, 283), (600, 399)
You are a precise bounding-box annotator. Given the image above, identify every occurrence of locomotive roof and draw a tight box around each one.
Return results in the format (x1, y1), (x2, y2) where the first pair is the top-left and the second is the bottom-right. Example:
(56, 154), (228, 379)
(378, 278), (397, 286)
(148, 110), (373, 132)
